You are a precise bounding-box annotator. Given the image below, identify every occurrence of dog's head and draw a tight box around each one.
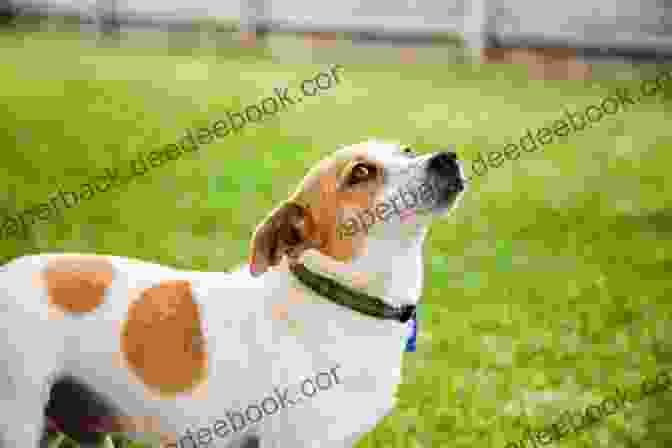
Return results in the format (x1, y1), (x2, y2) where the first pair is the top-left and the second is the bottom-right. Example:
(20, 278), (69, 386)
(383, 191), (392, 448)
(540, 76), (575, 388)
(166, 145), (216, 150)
(249, 140), (466, 276)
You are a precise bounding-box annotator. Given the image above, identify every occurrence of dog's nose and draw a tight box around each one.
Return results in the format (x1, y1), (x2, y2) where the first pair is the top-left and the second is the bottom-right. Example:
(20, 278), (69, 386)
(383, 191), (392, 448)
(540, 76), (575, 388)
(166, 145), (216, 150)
(428, 152), (459, 175)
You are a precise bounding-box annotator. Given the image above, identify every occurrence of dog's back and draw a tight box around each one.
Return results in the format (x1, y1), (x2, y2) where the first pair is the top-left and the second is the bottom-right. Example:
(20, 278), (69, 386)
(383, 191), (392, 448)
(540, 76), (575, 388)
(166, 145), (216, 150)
(0, 253), (291, 447)
(0, 252), (408, 447)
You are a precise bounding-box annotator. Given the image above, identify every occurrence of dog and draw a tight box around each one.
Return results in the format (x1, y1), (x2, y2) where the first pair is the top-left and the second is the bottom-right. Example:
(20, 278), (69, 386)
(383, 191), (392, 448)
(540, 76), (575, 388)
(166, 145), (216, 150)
(0, 140), (465, 448)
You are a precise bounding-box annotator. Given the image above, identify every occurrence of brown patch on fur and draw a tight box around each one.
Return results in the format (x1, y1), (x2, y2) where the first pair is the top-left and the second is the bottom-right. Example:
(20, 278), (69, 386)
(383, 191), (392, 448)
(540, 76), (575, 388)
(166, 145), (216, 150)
(127, 287), (144, 305)
(249, 202), (321, 276)
(289, 149), (381, 262)
(121, 280), (208, 396)
(112, 350), (127, 372)
(249, 144), (390, 275)
(43, 256), (114, 314)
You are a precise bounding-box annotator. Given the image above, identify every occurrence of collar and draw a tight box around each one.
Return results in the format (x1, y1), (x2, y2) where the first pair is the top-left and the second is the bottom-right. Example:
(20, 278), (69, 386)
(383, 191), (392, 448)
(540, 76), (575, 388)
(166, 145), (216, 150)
(288, 262), (416, 323)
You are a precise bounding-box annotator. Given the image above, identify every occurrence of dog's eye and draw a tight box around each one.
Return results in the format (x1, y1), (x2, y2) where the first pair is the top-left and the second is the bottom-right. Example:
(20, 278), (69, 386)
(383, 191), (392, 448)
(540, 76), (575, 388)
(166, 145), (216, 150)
(348, 164), (376, 185)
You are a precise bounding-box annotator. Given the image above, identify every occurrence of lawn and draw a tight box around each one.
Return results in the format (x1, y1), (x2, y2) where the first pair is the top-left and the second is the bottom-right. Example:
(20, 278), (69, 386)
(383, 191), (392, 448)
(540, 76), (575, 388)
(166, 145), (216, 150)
(1, 25), (672, 448)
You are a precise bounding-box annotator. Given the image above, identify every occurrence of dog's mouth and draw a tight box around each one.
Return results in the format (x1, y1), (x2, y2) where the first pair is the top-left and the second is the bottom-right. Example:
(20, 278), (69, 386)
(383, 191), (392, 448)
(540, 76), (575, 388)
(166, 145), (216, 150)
(441, 178), (465, 194)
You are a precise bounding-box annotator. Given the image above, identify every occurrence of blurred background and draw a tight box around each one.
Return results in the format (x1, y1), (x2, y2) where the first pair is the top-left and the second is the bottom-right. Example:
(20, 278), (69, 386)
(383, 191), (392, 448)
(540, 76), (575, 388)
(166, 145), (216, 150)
(1, 0), (672, 447)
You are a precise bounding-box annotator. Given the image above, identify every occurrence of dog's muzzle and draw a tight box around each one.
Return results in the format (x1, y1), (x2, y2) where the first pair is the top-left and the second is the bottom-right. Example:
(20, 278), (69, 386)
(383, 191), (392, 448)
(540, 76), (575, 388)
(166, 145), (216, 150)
(427, 151), (464, 195)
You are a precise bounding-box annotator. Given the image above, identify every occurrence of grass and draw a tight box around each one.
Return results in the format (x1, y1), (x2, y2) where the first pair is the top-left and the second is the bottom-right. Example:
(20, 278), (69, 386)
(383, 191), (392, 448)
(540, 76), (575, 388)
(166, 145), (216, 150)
(2, 26), (672, 448)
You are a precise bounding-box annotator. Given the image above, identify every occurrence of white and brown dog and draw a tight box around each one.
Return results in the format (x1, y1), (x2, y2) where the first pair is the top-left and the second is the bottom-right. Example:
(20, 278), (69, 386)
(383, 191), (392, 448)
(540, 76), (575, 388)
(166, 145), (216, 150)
(0, 140), (465, 448)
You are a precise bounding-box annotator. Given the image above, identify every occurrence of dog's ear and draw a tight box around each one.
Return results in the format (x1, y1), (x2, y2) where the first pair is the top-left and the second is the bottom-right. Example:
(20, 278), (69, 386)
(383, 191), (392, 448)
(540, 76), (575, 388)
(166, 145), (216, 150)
(249, 201), (319, 277)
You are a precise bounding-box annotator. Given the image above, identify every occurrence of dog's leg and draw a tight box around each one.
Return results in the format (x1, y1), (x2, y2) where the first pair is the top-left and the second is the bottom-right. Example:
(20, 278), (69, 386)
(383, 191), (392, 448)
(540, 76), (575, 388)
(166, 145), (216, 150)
(0, 348), (48, 448)
(0, 327), (53, 448)
(0, 395), (45, 448)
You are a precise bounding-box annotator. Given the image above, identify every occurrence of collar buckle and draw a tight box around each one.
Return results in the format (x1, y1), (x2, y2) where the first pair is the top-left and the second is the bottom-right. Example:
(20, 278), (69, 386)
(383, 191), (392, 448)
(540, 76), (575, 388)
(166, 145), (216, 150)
(397, 304), (417, 323)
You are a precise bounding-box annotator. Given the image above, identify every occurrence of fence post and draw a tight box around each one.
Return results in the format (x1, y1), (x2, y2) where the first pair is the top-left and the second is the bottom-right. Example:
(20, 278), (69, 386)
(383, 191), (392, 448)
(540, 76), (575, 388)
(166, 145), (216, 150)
(462, 0), (488, 58)
(0, 0), (14, 28)
(239, 0), (266, 44)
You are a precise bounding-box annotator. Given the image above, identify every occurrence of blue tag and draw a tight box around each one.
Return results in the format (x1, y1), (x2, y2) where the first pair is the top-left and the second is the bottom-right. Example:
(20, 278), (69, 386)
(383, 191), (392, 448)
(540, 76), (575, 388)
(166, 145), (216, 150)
(404, 313), (417, 352)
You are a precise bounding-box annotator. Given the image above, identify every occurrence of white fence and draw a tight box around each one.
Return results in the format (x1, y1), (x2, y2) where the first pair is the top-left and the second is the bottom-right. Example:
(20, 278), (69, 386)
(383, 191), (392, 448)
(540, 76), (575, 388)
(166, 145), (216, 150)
(490, 0), (672, 54)
(10, 0), (672, 54)
(13, 0), (471, 31)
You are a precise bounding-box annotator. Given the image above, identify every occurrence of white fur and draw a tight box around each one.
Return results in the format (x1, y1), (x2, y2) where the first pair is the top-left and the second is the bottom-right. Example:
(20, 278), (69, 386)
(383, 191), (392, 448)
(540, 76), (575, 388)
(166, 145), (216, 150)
(0, 141), (465, 448)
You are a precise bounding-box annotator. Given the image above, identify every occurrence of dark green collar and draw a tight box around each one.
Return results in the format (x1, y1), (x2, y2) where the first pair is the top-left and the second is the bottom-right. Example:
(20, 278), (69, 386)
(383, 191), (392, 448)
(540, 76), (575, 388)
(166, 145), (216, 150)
(289, 263), (416, 323)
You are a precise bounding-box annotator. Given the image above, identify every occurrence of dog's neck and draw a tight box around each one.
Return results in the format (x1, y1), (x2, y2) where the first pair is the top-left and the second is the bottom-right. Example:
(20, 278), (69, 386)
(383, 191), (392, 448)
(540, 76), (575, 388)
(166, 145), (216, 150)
(291, 230), (428, 309)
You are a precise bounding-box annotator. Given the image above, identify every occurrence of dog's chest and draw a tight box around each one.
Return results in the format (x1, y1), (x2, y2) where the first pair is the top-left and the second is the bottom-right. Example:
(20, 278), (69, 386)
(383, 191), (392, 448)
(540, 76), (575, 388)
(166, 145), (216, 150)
(236, 289), (407, 442)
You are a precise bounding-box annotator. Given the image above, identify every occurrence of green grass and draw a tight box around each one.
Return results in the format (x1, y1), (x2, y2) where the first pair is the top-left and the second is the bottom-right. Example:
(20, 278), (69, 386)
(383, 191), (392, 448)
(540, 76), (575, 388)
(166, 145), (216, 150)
(2, 27), (672, 448)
